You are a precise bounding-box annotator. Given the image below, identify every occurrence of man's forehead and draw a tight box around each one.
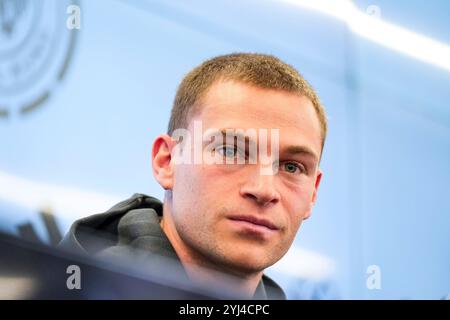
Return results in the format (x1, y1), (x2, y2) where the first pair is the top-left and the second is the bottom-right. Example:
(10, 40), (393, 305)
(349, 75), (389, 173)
(198, 81), (317, 126)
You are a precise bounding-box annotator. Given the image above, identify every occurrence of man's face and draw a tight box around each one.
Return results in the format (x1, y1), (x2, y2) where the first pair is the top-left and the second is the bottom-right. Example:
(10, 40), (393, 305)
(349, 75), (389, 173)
(169, 80), (323, 274)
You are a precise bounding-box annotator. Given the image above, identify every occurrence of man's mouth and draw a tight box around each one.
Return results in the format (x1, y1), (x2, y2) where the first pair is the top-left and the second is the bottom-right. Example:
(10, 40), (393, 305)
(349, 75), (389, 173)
(227, 215), (279, 231)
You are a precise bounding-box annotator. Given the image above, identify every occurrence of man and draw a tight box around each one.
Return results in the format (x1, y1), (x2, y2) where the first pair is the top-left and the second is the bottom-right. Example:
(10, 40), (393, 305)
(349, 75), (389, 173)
(60, 53), (327, 299)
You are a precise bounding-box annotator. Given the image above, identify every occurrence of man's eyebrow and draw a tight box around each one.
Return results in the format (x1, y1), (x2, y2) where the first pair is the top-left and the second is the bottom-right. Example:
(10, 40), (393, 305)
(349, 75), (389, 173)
(206, 129), (319, 160)
(217, 129), (255, 144)
(282, 145), (319, 162)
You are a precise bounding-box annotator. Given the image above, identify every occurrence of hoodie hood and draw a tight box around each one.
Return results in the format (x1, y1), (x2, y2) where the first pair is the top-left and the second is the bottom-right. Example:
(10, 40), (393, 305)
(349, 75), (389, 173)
(59, 193), (175, 257)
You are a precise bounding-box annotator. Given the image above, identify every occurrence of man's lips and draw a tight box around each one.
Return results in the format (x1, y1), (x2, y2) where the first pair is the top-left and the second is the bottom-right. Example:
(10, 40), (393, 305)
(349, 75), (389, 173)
(227, 215), (279, 231)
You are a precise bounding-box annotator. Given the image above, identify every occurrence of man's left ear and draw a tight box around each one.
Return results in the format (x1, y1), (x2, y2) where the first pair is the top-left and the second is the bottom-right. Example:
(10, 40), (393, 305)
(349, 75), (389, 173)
(303, 169), (323, 220)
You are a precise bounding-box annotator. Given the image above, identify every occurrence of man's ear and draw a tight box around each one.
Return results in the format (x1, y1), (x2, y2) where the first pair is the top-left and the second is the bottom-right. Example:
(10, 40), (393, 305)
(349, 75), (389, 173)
(152, 134), (176, 190)
(303, 169), (323, 220)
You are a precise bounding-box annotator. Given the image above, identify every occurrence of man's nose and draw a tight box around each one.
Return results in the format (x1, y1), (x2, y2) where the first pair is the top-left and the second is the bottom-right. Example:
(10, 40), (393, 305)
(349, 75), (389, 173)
(239, 168), (280, 207)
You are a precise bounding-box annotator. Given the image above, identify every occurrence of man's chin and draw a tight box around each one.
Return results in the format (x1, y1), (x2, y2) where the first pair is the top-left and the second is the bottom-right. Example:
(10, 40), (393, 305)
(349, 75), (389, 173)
(216, 251), (276, 275)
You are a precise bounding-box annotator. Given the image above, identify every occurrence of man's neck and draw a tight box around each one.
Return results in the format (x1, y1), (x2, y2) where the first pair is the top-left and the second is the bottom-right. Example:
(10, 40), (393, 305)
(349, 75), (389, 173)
(176, 246), (264, 298)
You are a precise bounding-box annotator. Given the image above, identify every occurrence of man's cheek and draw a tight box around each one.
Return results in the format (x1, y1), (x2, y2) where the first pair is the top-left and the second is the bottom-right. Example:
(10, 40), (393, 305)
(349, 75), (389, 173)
(287, 212), (304, 234)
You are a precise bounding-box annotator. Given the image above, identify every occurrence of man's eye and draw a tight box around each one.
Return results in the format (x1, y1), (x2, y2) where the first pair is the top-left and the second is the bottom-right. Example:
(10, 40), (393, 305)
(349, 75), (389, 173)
(282, 162), (305, 174)
(216, 145), (237, 158)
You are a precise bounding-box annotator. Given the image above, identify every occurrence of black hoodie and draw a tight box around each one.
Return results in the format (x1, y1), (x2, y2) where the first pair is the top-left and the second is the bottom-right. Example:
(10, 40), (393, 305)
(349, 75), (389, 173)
(59, 193), (286, 299)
